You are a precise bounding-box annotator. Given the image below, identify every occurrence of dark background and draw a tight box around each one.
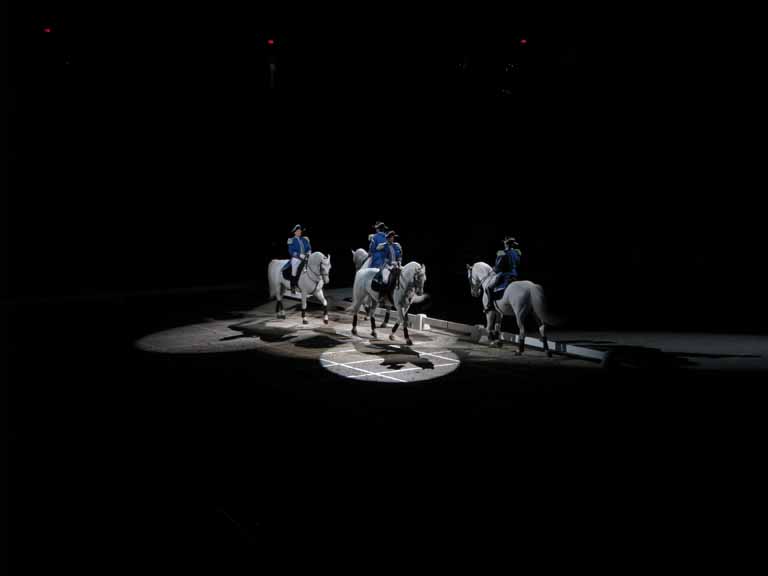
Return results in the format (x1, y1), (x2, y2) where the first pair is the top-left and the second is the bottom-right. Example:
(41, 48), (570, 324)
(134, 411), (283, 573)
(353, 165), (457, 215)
(11, 2), (766, 333)
(7, 3), (767, 571)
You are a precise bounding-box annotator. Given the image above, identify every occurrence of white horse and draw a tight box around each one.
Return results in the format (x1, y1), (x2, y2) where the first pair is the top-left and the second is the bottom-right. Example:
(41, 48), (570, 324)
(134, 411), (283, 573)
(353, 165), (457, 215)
(350, 261), (426, 346)
(351, 247), (393, 326)
(268, 252), (332, 324)
(467, 262), (553, 356)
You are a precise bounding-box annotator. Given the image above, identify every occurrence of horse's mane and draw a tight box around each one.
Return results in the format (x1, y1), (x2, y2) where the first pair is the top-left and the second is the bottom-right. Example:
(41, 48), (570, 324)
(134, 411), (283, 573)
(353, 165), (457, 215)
(474, 261), (493, 274)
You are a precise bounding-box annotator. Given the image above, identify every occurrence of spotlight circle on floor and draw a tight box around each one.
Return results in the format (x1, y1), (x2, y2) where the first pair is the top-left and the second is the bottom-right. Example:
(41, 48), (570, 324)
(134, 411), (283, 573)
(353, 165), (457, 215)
(319, 345), (460, 383)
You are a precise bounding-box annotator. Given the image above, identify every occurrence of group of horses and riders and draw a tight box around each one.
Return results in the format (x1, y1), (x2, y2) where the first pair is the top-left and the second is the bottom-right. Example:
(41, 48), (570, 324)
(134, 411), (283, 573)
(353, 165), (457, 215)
(268, 222), (554, 355)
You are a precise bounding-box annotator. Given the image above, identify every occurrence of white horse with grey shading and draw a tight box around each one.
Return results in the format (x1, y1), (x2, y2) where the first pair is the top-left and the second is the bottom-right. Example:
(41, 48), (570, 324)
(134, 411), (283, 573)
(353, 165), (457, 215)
(350, 261), (427, 346)
(467, 261), (554, 356)
(352, 248), (385, 324)
(352, 248), (429, 324)
(268, 252), (332, 324)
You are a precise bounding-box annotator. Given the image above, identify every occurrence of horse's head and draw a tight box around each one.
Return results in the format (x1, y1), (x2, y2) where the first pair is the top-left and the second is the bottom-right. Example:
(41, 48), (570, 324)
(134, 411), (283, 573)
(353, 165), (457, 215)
(467, 263), (483, 298)
(320, 253), (331, 285)
(413, 264), (427, 296)
(352, 248), (368, 271)
(309, 252), (331, 285)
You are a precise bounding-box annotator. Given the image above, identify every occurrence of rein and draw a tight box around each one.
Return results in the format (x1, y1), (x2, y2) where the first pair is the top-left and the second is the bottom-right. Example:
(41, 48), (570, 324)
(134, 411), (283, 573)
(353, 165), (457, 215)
(303, 257), (325, 295)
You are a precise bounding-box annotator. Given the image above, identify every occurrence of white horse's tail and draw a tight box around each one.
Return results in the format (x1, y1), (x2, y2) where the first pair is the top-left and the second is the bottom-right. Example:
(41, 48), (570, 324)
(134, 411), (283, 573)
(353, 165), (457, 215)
(268, 260), (283, 299)
(348, 268), (377, 311)
(530, 283), (563, 327)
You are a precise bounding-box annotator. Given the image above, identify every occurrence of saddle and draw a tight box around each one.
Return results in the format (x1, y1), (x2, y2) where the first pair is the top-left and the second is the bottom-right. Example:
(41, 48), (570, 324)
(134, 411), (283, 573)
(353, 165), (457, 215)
(282, 260), (306, 282)
(490, 275), (516, 301)
(372, 266), (401, 302)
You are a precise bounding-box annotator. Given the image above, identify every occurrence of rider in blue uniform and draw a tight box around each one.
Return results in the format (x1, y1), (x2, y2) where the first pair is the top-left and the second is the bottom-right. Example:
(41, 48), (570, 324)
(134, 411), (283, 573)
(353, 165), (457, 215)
(381, 230), (403, 287)
(485, 236), (521, 312)
(287, 224), (312, 293)
(369, 221), (389, 269)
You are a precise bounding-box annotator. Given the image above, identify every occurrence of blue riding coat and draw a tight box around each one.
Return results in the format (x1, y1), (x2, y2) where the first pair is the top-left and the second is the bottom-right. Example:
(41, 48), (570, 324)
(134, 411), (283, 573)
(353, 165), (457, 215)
(384, 242), (403, 266)
(369, 231), (388, 268)
(494, 248), (520, 288)
(288, 236), (312, 259)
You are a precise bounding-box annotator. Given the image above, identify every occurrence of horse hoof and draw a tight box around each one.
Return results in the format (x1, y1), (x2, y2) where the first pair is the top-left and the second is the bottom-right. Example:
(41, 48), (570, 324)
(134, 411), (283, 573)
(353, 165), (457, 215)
(406, 339), (413, 346)
(324, 318), (329, 325)
(389, 334), (396, 341)
(352, 329), (357, 336)
(381, 323), (388, 329)
(371, 332), (378, 339)
(303, 319), (309, 325)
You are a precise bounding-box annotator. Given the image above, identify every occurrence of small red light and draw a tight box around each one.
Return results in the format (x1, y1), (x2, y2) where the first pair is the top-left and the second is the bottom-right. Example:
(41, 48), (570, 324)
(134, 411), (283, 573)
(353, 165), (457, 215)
(43, 27), (52, 33)
(520, 38), (528, 45)
(267, 39), (275, 46)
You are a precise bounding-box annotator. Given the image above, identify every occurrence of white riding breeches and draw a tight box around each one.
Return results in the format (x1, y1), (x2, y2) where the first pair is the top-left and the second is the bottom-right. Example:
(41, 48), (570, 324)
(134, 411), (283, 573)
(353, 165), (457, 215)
(291, 257), (302, 276)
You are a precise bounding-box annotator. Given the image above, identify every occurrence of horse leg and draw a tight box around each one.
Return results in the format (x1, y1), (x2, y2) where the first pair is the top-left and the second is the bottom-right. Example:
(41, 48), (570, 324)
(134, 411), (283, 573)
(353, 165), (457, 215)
(315, 288), (329, 324)
(301, 293), (308, 324)
(486, 310), (499, 346)
(493, 312), (504, 347)
(515, 311), (526, 355)
(351, 295), (365, 336)
(539, 321), (552, 358)
(369, 300), (378, 339)
(276, 287), (286, 319)
(389, 305), (400, 341)
(402, 309), (412, 346)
